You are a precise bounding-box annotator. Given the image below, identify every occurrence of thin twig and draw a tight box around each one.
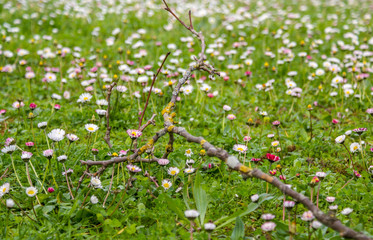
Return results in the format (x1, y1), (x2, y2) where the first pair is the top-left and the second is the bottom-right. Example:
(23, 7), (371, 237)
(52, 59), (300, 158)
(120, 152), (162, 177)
(0, 167), (9, 181)
(103, 163), (116, 207)
(63, 163), (75, 199)
(138, 52), (170, 128)
(104, 82), (117, 149)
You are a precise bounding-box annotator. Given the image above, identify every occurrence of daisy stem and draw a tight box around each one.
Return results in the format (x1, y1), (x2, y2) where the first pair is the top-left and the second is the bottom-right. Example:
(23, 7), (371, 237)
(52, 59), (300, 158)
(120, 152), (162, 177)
(85, 133), (92, 157)
(222, 112), (225, 133)
(307, 222), (311, 240)
(28, 79), (33, 100)
(109, 177), (130, 217)
(316, 182), (321, 208)
(129, 139), (134, 153)
(44, 129), (51, 149)
(103, 163), (116, 208)
(288, 98), (295, 115)
(10, 154), (23, 187)
(8, 193), (37, 222)
(359, 136), (365, 159)
(282, 193), (286, 221)
(24, 162), (41, 206)
(310, 187), (314, 203)
(117, 162), (120, 185)
(309, 111), (313, 140)
(342, 143), (355, 169)
(63, 163), (74, 199)
(276, 127), (283, 159)
(30, 198), (38, 222)
(66, 142), (72, 157)
(222, 171), (232, 198)
(288, 211), (293, 239)
(93, 130), (98, 146)
(29, 160), (47, 194)
(42, 159), (50, 187)
(30, 118), (37, 150)
(337, 177), (353, 193)
(190, 220), (194, 240)
(49, 159), (58, 188)
(80, 187), (92, 209)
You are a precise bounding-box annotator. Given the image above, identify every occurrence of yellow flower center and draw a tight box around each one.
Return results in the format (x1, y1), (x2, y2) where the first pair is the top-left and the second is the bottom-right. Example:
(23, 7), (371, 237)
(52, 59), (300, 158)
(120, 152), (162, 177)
(132, 131), (137, 136)
(237, 147), (243, 151)
(353, 146), (358, 150)
(163, 183), (170, 188)
(28, 190), (35, 195)
(2, 188), (6, 192)
(171, 170), (176, 175)
(88, 127), (94, 131)
(83, 97), (88, 100)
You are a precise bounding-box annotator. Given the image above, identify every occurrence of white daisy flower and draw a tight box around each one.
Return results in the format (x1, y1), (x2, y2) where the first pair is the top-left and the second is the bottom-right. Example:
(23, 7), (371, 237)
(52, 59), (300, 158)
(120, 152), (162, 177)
(162, 179), (172, 190)
(85, 124), (99, 133)
(335, 135), (346, 144)
(168, 167), (180, 176)
(90, 195), (98, 204)
(77, 93), (92, 103)
(350, 142), (361, 153)
(48, 129), (65, 142)
(25, 187), (38, 197)
(1, 145), (17, 154)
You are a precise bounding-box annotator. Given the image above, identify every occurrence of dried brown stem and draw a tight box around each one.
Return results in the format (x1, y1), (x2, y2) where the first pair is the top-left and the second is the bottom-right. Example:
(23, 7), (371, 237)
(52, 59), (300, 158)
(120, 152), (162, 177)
(76, 166), (90, 192)
(138, 52), (170, 128)
(104, 82), (117, 149)
(63, 163), (75, 199)
(0, 167), (9, 180)
(144, 171), (159, 187)
(133, 113), (157, 150)
(103, 163), (115, 207)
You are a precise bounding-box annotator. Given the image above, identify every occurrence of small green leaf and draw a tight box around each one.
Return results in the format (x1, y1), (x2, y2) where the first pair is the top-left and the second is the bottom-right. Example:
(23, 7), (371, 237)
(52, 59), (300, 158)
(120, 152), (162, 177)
(231, 216), (244, 240)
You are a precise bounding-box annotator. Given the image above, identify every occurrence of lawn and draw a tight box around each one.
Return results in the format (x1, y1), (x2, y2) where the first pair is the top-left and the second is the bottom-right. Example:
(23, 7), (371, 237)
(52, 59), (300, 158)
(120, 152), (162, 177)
(0, 0), (372, 239)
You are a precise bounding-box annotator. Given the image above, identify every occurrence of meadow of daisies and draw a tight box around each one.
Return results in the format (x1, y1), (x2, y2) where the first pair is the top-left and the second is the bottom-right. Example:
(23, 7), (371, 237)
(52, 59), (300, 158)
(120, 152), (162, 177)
(1, 0), (373, 239)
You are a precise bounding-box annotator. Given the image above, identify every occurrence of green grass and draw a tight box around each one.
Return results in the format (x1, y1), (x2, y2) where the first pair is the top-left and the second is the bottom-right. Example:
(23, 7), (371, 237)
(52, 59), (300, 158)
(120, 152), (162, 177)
(0, 0), (372, 239)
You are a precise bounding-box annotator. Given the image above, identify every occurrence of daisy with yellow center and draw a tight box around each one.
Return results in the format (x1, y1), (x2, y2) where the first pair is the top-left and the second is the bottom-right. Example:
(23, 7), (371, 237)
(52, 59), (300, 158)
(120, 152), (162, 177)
(85, 124), (99, 133)
(185, 149), (193, 157)
(233, 144), (247, 153)
(26, 186), (38, 197)
(0, 183), (10, 195)
(184, 167), (195, 174)
(271, 141), (279, 147)
(168, 167), (180, 176)
(126, 129), (142, 139)
(78, 93), (92, 103)
(162, 179), (172, 190)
